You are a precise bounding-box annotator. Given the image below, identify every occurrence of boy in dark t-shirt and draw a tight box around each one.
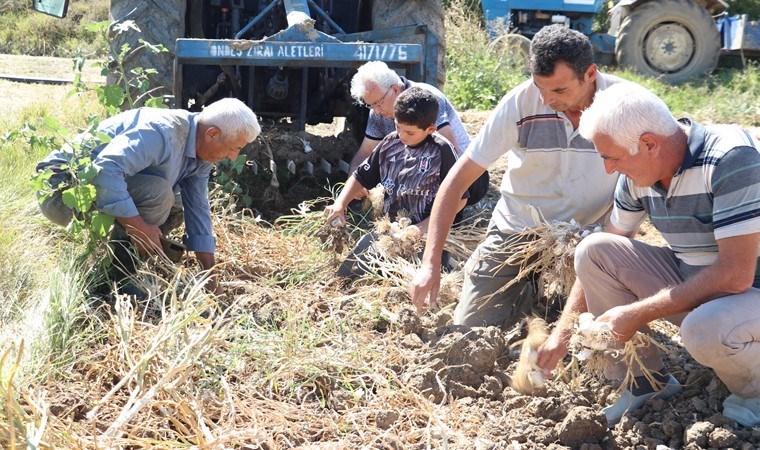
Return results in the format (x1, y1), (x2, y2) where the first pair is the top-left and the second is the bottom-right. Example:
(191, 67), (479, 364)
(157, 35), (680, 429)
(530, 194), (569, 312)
(324, 87), (468, 278)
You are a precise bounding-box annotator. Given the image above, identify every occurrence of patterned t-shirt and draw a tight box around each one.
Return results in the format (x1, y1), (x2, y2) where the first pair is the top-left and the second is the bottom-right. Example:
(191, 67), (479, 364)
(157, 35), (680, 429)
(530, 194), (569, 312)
(354, 131), (466, 224)
(611, 119), (760, 268)
(365, 77), (470, 152)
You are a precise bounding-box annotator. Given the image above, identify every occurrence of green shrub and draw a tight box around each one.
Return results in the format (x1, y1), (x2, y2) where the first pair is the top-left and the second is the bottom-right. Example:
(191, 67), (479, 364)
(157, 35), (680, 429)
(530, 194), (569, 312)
(727, 0), (760, 19)
(612, 62), (760, 127)
(444, 0), (526, 110)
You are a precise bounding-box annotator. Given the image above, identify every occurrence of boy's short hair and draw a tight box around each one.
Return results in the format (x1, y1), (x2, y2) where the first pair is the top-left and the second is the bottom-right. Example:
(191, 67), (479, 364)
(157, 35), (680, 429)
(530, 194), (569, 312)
(393, 87), (439, 129)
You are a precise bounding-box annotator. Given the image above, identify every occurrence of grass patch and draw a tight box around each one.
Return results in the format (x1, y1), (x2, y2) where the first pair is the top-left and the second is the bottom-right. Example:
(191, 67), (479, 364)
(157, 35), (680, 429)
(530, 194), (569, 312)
(0, 0), (108, 57)
(0, 85), (103, 381)
(444, 0), (526, 110)
(614, 63), (760, 127)
(444, 0), (760, 127)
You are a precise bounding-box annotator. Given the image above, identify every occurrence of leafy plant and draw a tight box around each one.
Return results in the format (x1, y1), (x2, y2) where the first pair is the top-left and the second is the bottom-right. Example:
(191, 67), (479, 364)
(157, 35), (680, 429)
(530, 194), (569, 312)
(213, 154), (254, 208)
(29, 118), (115, 244)
(444, 0), (526, 109)
(72, 20), (168, 115)
(29, 18), (175, 246)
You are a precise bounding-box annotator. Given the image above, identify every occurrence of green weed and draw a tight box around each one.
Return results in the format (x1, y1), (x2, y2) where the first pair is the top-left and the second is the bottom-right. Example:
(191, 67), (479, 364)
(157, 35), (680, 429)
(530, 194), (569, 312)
(444, 0), (526, 110)
(444, 0), (760, 126)
(612, 63), (760, 127)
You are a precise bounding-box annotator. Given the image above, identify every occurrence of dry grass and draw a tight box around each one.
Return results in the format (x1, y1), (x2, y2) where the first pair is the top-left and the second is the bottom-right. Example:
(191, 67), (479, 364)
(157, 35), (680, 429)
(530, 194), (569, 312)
(0, 209), (470, 447)
(510, 317), (550, 394)
(496, 219), (602, 299)
(566, 313), (672, 394)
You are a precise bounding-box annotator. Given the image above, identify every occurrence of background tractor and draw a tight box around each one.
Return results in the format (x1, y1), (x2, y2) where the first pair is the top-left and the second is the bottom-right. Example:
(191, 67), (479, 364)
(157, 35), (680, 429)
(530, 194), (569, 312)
(480, 0), (760, 83)
(33, 0), (446, 142)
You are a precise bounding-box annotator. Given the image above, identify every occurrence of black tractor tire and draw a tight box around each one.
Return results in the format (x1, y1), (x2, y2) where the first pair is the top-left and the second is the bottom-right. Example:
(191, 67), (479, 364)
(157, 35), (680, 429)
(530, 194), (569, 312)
(371, 0), (446, 88)
(615, 0), (720, 83)
(108, 0), (186, 104)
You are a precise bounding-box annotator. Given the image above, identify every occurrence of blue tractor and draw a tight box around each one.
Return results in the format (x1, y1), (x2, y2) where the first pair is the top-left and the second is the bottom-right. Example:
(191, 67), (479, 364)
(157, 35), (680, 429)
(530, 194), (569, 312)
(32, 0), (446, 143)
(481, 0), (760, 83)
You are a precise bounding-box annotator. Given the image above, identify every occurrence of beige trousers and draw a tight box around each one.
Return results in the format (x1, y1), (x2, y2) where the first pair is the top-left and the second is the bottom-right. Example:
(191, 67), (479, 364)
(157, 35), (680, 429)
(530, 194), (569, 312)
(576, 232), (760, 397)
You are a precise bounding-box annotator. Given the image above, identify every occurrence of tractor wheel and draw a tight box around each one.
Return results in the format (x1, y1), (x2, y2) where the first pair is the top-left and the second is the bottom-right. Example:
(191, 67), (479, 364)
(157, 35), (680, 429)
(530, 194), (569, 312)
(371, 0), (446, 88)
(615, 0), (719, 83)
(491, 33), (531, 75)
(108, 0), (185, 104)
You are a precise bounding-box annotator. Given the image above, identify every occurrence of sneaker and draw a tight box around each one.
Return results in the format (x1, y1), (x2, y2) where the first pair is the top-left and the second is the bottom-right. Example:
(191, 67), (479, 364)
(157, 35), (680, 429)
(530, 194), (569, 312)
(723, 394), (760, 427)
(603, 373), (682, 427)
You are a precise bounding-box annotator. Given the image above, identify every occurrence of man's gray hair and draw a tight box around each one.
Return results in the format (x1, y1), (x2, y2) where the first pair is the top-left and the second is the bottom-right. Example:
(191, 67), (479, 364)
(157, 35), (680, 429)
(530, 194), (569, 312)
(579, 82), (679, 155)
(350, 61), (402, 103)
(198, 98), (261, 143)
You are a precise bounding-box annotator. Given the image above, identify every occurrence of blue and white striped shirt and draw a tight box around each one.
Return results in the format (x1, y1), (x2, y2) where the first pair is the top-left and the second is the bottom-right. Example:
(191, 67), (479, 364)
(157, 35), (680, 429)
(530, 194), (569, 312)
(37, 108), (216, 253)
(612, 119), (760, 267)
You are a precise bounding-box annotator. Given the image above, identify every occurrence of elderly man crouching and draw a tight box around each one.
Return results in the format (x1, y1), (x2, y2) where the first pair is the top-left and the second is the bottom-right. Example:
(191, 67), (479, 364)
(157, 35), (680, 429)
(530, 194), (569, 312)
(537, 82), (760, 427)
(36, 98), (261, 296)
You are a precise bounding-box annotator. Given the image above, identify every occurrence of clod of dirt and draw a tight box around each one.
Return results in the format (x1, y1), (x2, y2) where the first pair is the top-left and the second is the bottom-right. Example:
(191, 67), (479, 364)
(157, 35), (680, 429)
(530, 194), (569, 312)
(383, 287), (409, 305)
(403, 366), (443, 403)
(376, 410), (399, 430)
(404, 326), (509, 400)
(684, 421), (715, 447)
(316, 221), (349, 254)
(555, 406), (608, 447)
(661, 419), (684, 439)
(396, 305), (422, 335)
(400, 333), (424, 350)
(431, 326), (506, 375)
(708, 427), (738, 447)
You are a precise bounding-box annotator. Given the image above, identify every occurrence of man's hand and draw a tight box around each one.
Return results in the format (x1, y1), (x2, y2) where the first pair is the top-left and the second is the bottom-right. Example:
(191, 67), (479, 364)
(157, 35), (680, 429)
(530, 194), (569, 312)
(324, 204), (347, 227)
(536, 329), (570, 377)
(196, 252), (223, 296)
(597, 304), (645, 343)
(410, 262), (441, 315)
(118, 216), (163, 258)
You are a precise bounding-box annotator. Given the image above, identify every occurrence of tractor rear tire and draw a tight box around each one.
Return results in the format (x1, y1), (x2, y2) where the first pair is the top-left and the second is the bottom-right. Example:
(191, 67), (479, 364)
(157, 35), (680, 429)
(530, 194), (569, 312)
(108, 0), (185, 104)
(615, 0), (719, 83)
(371, 0), (446, 88)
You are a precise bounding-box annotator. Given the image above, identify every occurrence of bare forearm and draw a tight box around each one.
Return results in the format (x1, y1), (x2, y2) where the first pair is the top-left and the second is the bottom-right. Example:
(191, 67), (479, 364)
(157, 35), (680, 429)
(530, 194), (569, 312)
(417, 198), (465, 236)
(556, 279), (589, 335)
(422, 160), (481, 266)
(636, 267), (752, 322)
(422, 189), (465, 266)
(630, 234), (758, 324)
(335, 176), (363, 209)
(117, 215), (152, 233)
(117, 214), (162, 255)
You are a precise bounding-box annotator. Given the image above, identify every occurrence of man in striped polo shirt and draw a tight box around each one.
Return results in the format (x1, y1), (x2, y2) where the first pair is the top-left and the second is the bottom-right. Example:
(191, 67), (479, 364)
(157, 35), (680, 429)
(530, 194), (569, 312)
(538, 82), (760, 427)
(411, 25), (623, 327)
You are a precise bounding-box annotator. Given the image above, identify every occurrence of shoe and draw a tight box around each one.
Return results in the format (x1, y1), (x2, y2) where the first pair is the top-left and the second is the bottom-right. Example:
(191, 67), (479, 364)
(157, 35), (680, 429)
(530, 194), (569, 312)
(603, 374), (682, 427)
(723, 394), (760, 427)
